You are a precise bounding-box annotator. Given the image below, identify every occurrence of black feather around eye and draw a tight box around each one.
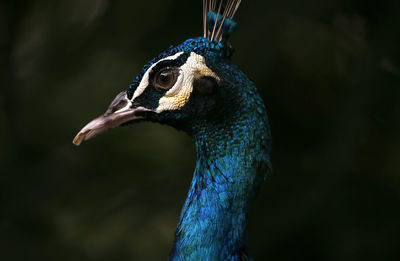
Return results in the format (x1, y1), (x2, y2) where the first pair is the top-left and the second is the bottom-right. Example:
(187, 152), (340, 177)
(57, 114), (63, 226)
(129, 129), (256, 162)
(193, 76), (218, 95)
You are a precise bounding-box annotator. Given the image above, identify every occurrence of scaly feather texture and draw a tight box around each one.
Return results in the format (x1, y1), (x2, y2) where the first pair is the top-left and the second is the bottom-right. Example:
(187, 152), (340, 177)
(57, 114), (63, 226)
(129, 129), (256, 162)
(170, 73), (271, 260)
(73, 1), (271, 260)
(144, 38), (272, 261)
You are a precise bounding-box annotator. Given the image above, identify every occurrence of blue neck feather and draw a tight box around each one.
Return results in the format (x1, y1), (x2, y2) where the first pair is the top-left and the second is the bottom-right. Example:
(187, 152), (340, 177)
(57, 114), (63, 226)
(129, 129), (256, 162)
(169, 68), (271, 260)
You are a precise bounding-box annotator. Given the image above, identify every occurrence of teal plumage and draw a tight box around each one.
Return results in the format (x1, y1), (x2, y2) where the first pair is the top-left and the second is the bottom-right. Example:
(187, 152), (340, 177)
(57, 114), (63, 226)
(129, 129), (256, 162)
(73, 1), (271, 260)
(170, 56), (271, 260)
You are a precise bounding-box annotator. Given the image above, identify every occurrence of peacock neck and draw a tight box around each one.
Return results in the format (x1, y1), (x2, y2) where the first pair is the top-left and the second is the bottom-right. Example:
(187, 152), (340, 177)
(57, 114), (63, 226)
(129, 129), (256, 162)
(169, 88), (271, 261)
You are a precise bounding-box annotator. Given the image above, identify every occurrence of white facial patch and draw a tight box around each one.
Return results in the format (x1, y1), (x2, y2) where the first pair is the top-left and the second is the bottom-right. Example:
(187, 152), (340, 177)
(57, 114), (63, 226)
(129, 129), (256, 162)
(131, 52), (184, 100)
(156, 52), (219, 113)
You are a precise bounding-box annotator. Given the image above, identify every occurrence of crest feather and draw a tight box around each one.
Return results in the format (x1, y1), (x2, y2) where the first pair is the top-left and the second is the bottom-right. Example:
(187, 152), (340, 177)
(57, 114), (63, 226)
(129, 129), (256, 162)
(203, 0), (242, 42)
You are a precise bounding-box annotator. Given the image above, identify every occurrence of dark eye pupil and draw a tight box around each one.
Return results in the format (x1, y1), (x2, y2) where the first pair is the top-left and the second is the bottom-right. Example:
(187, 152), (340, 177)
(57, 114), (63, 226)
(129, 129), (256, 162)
(160, 72), (171, 84)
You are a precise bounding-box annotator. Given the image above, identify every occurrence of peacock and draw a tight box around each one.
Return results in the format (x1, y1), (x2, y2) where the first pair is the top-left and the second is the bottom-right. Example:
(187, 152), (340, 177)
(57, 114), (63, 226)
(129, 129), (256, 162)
(73, 0), (271, 260)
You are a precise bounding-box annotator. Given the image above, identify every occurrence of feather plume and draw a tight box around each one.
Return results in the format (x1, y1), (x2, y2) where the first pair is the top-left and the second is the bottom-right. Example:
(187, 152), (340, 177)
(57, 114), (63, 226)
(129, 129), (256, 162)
(203, 0), (242, 41)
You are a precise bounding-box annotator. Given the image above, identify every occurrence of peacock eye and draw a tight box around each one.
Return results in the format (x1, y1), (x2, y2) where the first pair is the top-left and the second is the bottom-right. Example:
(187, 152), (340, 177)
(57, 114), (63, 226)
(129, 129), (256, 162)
(154, 68), (179, 90)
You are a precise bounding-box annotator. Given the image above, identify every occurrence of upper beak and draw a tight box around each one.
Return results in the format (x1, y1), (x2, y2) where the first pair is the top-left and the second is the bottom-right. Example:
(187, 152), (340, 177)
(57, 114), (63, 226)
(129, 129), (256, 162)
(73, 91), (148, 146)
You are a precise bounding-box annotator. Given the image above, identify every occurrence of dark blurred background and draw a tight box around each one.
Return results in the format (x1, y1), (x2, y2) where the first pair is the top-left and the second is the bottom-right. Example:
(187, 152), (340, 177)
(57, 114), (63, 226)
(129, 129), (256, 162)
(1, 0), (400, 260)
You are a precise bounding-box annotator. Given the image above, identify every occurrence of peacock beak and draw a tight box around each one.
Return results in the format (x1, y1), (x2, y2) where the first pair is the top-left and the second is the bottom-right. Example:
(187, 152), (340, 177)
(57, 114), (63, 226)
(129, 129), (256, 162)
(73, 91), (149, 146)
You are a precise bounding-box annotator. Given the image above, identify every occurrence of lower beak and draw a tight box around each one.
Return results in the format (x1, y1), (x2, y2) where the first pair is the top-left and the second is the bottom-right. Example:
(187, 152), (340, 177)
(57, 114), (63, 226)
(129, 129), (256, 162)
(73, 91), (148, 146)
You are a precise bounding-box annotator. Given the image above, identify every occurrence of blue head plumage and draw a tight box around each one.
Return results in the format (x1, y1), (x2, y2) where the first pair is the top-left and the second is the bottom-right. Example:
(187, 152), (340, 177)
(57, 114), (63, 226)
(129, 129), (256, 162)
(73, 1), (271, 260)
(207, 11), (238, 40)
(127, 37), (234, 100)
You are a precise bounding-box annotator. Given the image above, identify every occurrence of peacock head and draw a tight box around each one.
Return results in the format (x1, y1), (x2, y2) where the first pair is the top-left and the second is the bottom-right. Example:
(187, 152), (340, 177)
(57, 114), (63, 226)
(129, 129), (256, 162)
(73, 11), (245, 145)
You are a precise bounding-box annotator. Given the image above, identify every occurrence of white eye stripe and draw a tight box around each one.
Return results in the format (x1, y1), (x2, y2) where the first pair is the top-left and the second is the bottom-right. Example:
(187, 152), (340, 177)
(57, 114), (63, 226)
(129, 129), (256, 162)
(131, 52), (184, 101)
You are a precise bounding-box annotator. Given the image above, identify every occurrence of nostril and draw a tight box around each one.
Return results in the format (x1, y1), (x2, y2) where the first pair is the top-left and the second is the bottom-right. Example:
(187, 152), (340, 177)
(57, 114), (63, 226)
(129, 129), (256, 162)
(111, 99), (128, 113)
(106, 91), (130, 115)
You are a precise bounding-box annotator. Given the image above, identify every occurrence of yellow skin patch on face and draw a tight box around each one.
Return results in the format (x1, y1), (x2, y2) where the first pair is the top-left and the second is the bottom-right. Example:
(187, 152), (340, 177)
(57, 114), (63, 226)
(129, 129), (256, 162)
(156, 52), (219, 113)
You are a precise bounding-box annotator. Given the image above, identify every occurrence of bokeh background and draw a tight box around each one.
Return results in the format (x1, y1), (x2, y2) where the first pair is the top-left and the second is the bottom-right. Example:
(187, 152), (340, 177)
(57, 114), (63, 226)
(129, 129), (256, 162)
(1, 0), (400, 260)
